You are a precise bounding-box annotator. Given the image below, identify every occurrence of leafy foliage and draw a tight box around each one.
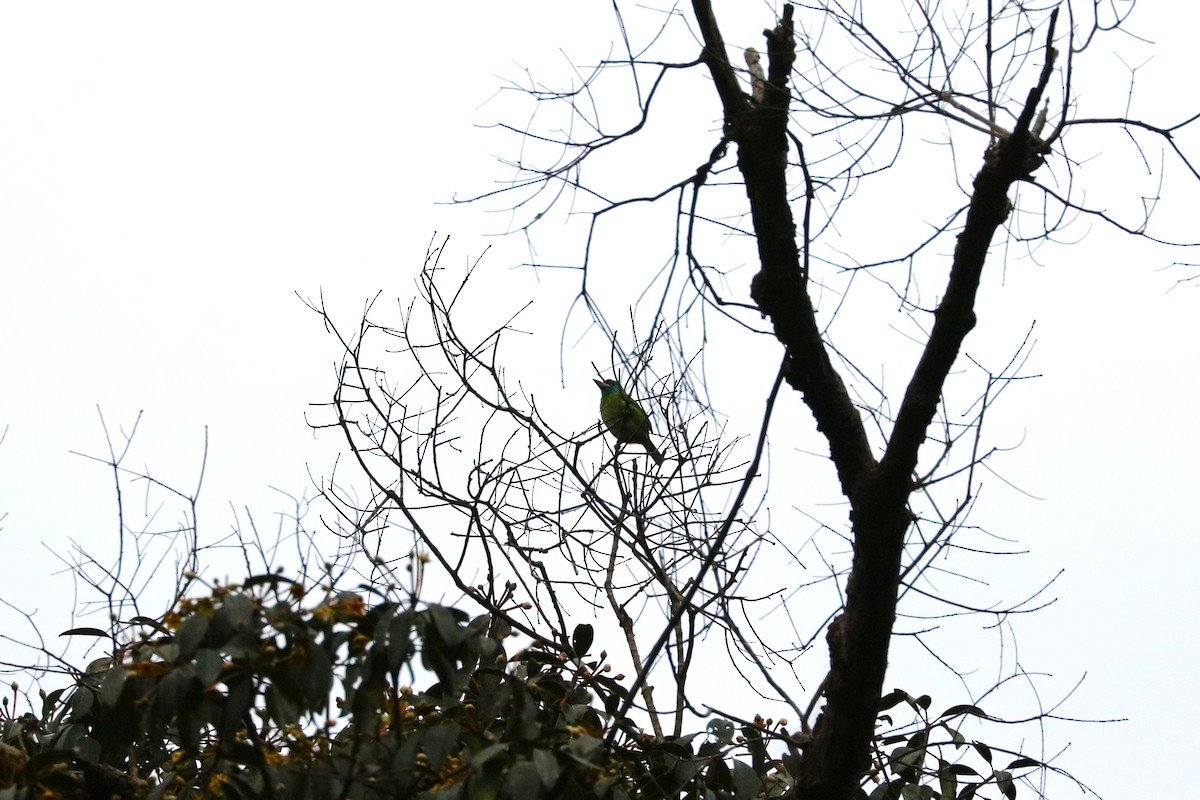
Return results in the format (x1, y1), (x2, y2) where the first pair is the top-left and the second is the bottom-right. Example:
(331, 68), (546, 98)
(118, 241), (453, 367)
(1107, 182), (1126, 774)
(0, 580), (741, 799)
(0, 576), (1055, 799)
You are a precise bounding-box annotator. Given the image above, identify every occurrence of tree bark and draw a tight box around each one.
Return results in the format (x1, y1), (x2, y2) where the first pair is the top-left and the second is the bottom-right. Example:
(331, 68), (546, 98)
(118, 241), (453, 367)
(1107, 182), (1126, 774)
(692, 2), (1059, 797)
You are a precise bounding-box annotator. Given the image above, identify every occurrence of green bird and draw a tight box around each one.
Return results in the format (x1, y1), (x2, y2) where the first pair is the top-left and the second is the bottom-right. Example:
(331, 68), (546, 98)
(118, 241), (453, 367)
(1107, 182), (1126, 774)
(594, 378), (665, 466)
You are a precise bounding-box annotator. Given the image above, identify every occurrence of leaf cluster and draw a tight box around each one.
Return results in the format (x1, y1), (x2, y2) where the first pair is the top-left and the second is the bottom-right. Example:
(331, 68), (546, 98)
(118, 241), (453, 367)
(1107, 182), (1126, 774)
(0, 579), (794, 800)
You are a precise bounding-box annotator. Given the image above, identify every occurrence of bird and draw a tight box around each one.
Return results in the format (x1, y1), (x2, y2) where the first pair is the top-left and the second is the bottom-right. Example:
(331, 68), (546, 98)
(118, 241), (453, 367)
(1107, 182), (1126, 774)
(593, 378), (664, 466)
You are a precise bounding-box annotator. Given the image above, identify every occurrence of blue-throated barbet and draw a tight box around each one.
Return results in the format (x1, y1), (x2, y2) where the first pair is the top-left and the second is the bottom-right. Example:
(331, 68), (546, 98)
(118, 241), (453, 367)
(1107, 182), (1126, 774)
(593, 378), (664, 465)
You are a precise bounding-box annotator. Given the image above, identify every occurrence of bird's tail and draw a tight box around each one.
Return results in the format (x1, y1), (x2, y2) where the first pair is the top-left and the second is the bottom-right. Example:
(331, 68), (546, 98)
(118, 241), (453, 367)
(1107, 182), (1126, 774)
(647, 443), (665, 466)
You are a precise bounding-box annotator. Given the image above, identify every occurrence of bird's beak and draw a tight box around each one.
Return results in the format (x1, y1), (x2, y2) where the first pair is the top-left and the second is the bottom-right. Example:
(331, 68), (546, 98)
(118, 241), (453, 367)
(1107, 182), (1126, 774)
(593, 378), (606, 389)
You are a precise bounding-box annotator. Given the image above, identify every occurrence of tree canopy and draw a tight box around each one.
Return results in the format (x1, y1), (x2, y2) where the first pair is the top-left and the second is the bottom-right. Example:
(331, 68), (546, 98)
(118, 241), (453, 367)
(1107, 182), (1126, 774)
(2, 2), (1195, 799)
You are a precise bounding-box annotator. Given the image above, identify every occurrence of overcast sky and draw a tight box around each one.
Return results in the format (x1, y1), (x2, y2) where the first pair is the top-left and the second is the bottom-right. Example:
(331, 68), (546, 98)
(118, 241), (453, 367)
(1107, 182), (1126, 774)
(1, 3), (1196, 797)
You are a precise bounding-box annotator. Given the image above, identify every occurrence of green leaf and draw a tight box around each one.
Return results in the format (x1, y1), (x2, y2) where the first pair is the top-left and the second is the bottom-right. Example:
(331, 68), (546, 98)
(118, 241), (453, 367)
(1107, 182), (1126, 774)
(703, 756), (731, 790)
(940, 722), (966, 748)
(971, 741), (993, 764)
(427, 604), (472, 646)
(868, 779), (905, 800)
(98, 666), (128, 710)
(890, 746), (924, 769)
(153, 666), (199, 719)
(222, 592), (257, 630)
(471, 742), (509, 769)
(938, 759), (958, 800)
(531, 748), (561, 789)
(41, 687), (67, 718)
(128, 615), (171, 635)
(221, 678), (255, 743)
(592, 674), (630, 703)
(730, 760), (763, 800)
(423, 722), (461, 771)
(305, 636), (334, 701)
(65, 686), (94, 720)
(505, 761), (544, 800)
(266, 681), (301, 726)
(520, 649), (561, 666)
(996, 769), (1016, 800)
(1005, 757), (1041, 770)
(194, 648), (224, 685)
(175, 612), (211, 660)
(669, 754), (705, 785)
(72, 733), (100, 762)
(386, 609), (415, 671)
(423, 642), (459, 693)
(565, 734), (603, 764)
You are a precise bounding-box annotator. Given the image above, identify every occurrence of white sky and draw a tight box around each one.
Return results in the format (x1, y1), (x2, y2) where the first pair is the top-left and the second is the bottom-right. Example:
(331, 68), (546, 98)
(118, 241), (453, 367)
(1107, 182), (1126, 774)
(1, 3), (1197, 797)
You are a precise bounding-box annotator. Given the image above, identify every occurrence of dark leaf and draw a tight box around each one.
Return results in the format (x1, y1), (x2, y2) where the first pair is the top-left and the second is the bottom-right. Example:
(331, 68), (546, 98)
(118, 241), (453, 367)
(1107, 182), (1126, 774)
(194, 648), (224, 685)
(879, 689), (909, 711)
(60, 627), (108, 638)
(153, 666), (199, 719)
(386, 609), (415, 671)
(571, 624), (594, 657)
(940, 722), (966, 747)
(266, 681), (301, 727)
(471, 742), (509, 769)
(223, 592), (257, 626)
(731, 759), (763, 800)
(98, 666), (128, 710)
(707, 719), (736, 746)
(704, 756), (731, 790)
(505, 761), (544, 800)
(41, 687), (67, 717)
(565, 735), (603, 764)
(868, 779), (905, 800)
(306, 636), (335, 701)
(423, 722), (461, 771)
(940, 704), (987, 719)
(175, 612), (211, 660)
(996, 769), (1016, 800)
(531, 748), (562, 789)
(243, 574), (299, 589)
(938, 758), (958, 800)
(427, 604), (472, 646)
(128, 615), (171, 635)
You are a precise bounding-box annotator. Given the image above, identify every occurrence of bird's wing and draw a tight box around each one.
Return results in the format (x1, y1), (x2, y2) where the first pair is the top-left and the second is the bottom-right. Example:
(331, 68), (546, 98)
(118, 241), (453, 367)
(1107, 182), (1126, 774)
(621, 394), (651, 428)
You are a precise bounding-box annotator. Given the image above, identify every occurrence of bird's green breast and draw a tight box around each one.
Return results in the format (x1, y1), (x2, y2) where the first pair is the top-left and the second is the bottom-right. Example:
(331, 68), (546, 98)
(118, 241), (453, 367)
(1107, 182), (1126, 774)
(600, 391), (651, 441)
